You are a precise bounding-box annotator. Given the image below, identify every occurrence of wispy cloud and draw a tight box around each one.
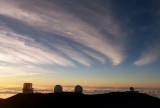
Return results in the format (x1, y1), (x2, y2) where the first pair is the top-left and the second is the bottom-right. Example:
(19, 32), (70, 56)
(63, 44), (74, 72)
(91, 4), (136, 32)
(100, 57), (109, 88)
(55, 45), (92, 66)
(0, 63), (58, 77)
(81, 48), (106, 64)
(134, 7), (160, 66)
(0, 0), (127, 66)
(134, 43), (160, 65)
(0, 26), (75, 67)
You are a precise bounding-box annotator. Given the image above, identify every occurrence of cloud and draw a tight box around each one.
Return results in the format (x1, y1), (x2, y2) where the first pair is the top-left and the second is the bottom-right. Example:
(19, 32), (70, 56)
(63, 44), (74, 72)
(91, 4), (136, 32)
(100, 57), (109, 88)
(0, 64), (57, 77)
(0, 0), (127, 66)
(54, 45), (92, 66)
(134, 4), (160, 66)
(80, 48), (106, 64)
(134, 43), (160, 65)
(0, 26), (75, 67)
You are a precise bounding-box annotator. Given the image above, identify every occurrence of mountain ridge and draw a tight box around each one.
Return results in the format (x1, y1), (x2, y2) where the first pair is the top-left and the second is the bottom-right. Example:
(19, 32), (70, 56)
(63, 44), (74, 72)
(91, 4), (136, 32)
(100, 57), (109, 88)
(0, 92), (160, 108)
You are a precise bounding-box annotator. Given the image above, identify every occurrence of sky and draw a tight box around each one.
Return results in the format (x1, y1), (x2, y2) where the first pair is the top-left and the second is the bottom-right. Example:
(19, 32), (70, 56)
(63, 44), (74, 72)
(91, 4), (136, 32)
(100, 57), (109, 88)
(0, 0), (160, 89)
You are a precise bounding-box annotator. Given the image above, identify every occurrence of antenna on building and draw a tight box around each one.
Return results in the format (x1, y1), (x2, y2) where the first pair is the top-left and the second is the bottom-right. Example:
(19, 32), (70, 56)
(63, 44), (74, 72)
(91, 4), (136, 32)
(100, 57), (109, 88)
(23, 83), (34, 94)
(75, 85), (83, 93)
(54, 85), (63, 93)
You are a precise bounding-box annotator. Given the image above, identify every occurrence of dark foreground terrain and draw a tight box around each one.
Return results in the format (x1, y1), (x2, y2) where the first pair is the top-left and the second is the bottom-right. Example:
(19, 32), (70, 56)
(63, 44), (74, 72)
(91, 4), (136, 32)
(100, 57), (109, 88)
(0, 92), (160, 108)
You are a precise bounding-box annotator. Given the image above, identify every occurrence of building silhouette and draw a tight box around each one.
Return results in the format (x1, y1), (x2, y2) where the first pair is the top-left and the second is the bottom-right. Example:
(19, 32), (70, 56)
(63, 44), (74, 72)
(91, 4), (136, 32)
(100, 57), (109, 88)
(54, 85), (63, 93)
(75, 85), (83, 93)
(23, 83), (34, 94)
(130, 87), (135, 91)
(126, 87), (139, 93)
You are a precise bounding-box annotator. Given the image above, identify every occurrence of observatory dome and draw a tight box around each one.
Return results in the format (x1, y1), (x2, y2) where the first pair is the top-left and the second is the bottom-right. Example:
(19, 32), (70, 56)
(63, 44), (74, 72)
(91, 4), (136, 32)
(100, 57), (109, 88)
(130, 87), (135, 91)
(54, 85), (63, 93)
(75, 85), (83, 93)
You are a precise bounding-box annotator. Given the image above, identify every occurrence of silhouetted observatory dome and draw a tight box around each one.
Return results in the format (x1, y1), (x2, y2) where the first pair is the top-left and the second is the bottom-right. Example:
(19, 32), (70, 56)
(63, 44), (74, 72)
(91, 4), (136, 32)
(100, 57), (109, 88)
(75, 85), (83, 93)
(130, 87), (135, 91)
(54, 85), (63, 93)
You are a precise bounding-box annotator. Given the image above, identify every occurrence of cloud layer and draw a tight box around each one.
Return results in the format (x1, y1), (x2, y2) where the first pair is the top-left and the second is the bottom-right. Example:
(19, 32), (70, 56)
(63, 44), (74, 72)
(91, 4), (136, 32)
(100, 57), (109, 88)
(0, 86), (160, 99)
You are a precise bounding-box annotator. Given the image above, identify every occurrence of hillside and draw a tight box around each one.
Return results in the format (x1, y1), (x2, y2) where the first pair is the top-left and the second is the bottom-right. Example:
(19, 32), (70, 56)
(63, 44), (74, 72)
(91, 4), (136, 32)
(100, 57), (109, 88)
(0, 92), (160, 108)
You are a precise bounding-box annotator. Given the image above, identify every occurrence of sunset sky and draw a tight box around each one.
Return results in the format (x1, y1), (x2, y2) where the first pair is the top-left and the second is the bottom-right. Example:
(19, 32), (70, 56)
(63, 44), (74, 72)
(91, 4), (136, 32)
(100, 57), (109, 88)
(0, 0), (160, 89)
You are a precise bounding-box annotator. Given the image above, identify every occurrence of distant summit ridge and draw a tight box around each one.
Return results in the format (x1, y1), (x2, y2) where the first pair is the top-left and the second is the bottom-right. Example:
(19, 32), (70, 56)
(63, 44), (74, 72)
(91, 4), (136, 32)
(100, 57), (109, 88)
(0, 92), (160, 108)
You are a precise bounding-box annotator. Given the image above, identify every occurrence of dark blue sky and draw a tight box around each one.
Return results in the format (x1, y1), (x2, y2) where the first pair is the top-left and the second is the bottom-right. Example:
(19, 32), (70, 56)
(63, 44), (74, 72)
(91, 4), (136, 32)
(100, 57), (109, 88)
(0, 0), (160, 88)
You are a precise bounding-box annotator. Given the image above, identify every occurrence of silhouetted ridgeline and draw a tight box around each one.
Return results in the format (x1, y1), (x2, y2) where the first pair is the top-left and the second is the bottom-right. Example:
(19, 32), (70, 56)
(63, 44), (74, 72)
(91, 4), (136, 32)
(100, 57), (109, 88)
(0, 92), (160, 108)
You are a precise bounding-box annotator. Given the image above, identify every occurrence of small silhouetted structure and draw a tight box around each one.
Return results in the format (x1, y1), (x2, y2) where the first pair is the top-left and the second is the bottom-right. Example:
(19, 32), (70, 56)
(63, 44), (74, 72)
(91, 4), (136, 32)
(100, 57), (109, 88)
(23, 83), (34, 94)
(126, 87), (139, 93)
(130, 87), (135, 91)
(54, 85), (63, 93)
(75, 85), (83, 93)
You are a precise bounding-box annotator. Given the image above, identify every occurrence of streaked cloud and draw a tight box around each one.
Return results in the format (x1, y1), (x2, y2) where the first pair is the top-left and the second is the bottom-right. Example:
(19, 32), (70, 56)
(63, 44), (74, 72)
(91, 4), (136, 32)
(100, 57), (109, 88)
(55, 45), (92, 66)
(134, 43), (160, 65)
(134, 7), (160, 66)
(81, 48), (106, 64)
(0, 63), (58, 77)
(0, 0), (127, 66)
(0, 26), (75, 67)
